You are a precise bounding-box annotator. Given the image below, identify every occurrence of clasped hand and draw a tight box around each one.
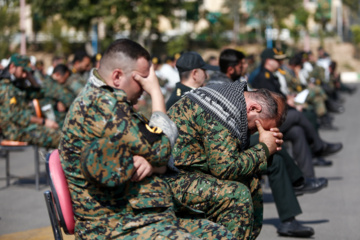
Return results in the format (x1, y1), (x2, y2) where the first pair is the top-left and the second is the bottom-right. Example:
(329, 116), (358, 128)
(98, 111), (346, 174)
(256, 120), (283, 155)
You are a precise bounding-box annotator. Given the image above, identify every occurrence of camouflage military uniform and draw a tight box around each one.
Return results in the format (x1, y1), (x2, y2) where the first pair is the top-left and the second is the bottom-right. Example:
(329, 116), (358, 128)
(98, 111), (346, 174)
(59, 69), (235, 240)
(166, 94), (269, 240)
(280, 68), (328, 117)
(63, 70), (87, 96)
(307, 62), (325, 86)
(0, 78), (61, 148)
(40, 75), (76, 126)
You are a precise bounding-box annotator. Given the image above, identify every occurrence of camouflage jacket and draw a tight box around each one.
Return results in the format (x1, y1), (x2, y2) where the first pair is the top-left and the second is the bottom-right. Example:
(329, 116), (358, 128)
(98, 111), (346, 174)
(168, 96), (269, 182)
(41, 75), (76, 109)
(308, 62), (325, 85)
(0, 78), (37, 138)
(59, 69), (178, 239)
(63, 72), (86, 96)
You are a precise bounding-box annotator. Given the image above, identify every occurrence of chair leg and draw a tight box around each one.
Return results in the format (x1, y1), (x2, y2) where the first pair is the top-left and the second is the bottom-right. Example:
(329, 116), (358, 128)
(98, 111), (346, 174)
(34, 146), (40, 191)
(5, 150), (10, 187)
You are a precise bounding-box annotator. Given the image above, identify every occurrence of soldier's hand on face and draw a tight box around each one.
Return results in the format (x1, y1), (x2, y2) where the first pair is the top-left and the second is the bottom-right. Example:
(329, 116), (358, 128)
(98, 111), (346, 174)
(57, 102), (66, 112)
(133, 65), (161, 96)
(44, 119), (59, 129)
(256, 121), (283, 155)
(131, 155), (154, 182)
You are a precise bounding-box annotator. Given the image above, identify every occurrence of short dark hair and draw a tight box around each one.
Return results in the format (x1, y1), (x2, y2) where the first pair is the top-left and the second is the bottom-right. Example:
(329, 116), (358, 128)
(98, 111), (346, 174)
(179, 70), (192, 81)
(53, 64), (70, 76)
(102, 39), (151, 63)
(73, 51), (90, 64)
(219, 49), (245, 73)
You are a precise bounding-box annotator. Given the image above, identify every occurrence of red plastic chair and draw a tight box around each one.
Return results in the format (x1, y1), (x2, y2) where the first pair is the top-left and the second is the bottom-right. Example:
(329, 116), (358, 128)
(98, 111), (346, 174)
(44, 149), (75, 240)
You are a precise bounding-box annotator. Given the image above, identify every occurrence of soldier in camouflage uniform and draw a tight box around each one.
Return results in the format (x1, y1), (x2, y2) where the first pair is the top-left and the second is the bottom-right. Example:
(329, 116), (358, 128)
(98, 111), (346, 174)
(40, 64), (76, 127)
(59, 39), (235, 240)
(0, 54), (60, 148)
(63, 51), (91, 96)
(166, 80), (286, 240)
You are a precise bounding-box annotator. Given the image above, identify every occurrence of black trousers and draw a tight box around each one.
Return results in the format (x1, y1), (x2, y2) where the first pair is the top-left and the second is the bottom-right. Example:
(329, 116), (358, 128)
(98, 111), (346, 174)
(279, 109), (324, 178)
(251, 135), (303, 221)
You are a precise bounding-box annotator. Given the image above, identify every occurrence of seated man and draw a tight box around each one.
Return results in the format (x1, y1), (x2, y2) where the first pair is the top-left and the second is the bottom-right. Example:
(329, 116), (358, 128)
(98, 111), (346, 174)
(166, 80), (287, 239)
(59, 39), (234, 239)
(40, 64), (76, 127)
(0, 54), (60, 148)
(168, 49), (326, 238)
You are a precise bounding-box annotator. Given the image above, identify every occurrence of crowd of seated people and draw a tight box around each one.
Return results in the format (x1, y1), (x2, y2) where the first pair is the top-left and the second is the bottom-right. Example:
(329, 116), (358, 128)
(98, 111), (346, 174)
(0, 40), (355, 239)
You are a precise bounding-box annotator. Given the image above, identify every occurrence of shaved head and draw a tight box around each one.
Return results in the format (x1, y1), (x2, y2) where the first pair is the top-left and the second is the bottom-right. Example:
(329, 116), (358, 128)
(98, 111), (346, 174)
(98, 39), (151, 77)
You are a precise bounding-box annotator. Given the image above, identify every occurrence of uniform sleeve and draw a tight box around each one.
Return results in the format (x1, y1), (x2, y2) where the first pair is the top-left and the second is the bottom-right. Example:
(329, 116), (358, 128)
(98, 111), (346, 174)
(198, 113), (268, 181)
(77, 93), (171, 188)
(42, 78), (74, 108)
(103, 104), (171, 167)
(80, 138), (134, 187)
(0, 86), (32, 127)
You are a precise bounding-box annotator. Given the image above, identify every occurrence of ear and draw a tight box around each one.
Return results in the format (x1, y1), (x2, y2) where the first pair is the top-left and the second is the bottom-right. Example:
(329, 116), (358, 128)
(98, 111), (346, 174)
(247, 103), (262, 114)
(111, 69), (123, 87)
(192, 69), (198, 81)
(227, 66), (234, 75)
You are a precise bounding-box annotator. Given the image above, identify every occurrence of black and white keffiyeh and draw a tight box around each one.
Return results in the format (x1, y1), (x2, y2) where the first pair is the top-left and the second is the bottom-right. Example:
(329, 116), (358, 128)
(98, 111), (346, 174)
(186, 80), (249, 151)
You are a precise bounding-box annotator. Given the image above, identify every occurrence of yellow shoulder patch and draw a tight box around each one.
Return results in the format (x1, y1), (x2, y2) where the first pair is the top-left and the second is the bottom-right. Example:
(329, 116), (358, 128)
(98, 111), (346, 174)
(278, 69), (286, 75)
(176, 88), (181, 97)
(265, 72), (270, 79)
(296, 85), (302, 92)
(146, 124), (163, 134)
(10, 97), (17, 105)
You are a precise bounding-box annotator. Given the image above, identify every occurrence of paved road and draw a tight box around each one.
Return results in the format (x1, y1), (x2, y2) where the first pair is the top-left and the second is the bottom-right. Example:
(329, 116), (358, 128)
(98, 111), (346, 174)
(0, 84), (359, 239)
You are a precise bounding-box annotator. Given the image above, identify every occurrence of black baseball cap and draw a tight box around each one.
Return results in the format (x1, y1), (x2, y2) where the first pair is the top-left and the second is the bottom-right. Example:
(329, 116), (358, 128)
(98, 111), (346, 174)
(176, 51), (219, 73)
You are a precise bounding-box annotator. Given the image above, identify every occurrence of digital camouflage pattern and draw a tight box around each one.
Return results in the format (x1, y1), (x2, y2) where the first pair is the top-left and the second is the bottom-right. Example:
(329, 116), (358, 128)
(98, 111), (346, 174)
(308, 62), (325, 86)
(41, 75), (76, 109)
(39, 75), (77, 126)
(63, 71), (86, 96)
(166, 96), (270, 240)
(280, 68), (328, 117)
(59, 69), (235, 240)
(0, 78), (61, 148)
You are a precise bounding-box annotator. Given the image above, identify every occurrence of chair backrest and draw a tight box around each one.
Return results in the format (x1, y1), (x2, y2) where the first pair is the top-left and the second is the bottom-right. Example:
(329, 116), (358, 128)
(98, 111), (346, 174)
(33, 99), (42, 118)
(47, 149), (75, 235)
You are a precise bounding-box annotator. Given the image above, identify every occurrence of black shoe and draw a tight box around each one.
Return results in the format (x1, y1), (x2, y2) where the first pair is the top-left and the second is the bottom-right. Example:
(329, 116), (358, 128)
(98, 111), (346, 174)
(313, 157), (332, 167)
(277, 219), (315, 238)
(294, 177), (327, 196)
(315, 142), (343, 157)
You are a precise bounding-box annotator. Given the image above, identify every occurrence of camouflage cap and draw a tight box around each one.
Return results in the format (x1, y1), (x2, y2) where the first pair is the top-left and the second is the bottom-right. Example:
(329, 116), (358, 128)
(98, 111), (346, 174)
(10, 53), (32, 72)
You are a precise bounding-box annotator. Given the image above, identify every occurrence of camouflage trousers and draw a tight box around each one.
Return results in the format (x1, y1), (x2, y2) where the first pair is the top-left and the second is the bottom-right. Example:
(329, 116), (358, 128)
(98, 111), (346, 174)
(5, 123), (61, 148)
(122, 218), (235, 240)
(75, 209), (235, 240)
(165, 171), (263, 240)
(306, 85), (328, 117)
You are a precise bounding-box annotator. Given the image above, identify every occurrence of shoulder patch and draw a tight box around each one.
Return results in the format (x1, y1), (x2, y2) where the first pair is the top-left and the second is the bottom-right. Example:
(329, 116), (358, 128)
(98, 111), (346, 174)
(146, 124), (163, 134)
(10, 97), (17, 105)
(278, 69), (286, 75)
(265, 72), (270, 79)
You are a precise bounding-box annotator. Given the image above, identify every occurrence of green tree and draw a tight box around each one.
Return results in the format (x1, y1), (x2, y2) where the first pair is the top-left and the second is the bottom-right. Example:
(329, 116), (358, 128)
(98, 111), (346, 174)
(0, 2), (19, 58)
(252, 0), (303, 46)
(30, 0), (183, 52)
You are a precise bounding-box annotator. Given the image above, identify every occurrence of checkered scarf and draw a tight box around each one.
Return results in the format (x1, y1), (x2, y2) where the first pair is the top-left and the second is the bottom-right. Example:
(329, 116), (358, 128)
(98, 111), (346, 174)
(186, 81), (249, 151)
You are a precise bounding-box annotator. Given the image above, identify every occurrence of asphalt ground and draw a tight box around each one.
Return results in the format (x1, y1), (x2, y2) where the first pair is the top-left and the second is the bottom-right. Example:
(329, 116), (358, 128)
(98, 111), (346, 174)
(0, 84), (359, 240)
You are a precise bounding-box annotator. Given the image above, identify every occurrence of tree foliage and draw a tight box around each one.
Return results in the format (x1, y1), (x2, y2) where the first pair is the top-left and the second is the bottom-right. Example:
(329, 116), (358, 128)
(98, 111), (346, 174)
(0, 1), (19, 57)
(252, 0), (303, 28)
